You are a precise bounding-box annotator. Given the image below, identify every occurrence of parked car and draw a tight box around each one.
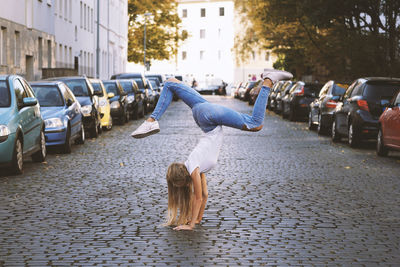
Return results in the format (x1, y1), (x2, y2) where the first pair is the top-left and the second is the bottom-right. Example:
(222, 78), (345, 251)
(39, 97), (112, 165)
(0, 75), (46, 174)
(145, 78), (158, 110)
(196, 84), (221, 95)
(282, 82), (321, 121)
(145, 74), (165, 88)
(147, 78), (161, 103)
(119, 79), (145, 119)
(30, 81), (84, 153)
(275, 81), (294, 114)
(377, 90), (400, 156)
(234, 82), (245, 99)
(89, 78), (113, 130)
(242, 81), (261, 102)
(46, 76), (102, 138)
(308, 81), (348, 134)
(331, 77), (400, 147)
(268, 81), (285, 111)
(249, 81), (264, 105)
(102, 80), (129, 125)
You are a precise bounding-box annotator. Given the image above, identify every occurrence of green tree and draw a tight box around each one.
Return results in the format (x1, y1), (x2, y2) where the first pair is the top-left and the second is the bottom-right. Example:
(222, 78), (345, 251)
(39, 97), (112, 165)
(128, 0), (188, 64)
(235, 0), (400, 81)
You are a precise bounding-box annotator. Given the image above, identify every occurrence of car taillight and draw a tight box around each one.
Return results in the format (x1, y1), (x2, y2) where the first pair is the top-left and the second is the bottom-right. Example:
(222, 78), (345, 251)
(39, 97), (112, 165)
(326, 100), (337, 108)
(294, 87), (304, 96)
(357, 99), (369, 111)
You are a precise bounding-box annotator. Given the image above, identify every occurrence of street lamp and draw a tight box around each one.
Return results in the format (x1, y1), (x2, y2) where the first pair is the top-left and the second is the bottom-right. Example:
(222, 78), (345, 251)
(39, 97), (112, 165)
(143, 12), (152, 72)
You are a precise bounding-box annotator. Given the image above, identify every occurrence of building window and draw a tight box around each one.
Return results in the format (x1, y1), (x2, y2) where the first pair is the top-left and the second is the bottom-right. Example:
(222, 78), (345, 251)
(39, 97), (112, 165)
(182, 9), (187, 18)
(1, 27), (7, 65)
(200, 8), (206, 17)
(182, 51), (187, 60)
(200, 50), (204, 60)
(200, 29), (205, 39)
(84, 4), (87, 30)
(265, 51), (270, 61)
(80, 1), (82, 28)
(47, 40), (52, 68)
(38, 37), (43, 69)
(59, 0), (63, 17)
(64, 0), (67, 19)
(14, 31), (20, 67)
(219, 7), (224, 16)
(69, 47), (72, 68)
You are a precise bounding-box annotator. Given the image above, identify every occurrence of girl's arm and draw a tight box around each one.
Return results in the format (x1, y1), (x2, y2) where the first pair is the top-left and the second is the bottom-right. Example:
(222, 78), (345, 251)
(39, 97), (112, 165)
(173, 167), (202, 231)
(197, 173), (208, 223)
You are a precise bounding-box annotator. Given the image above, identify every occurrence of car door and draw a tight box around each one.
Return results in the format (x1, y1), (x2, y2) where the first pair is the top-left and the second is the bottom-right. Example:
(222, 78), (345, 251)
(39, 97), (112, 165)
(336, 80), (358, 135)
(15, 78), (41, 152)
(312, 82), (328, 122)
(385, 92), (400, 146)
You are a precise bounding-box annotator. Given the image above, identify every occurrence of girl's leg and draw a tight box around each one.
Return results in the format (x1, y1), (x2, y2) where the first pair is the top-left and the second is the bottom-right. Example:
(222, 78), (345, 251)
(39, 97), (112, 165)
(195, 86), (271, 132)
(150, 80), (207, 121)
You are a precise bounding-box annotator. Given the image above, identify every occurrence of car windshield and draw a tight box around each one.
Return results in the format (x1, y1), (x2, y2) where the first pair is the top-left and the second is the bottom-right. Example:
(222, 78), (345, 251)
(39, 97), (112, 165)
(0, 81), (10, 107)
(363, 82), (400, 100)
(150, 80), (158, 89)
(119, 81), (134, 93)
(63, 80), (89, 97)
(31, 85), (64, 107)
(103, 82), (120, 96)
(133, 78), (145, 89)
(149, 78), (160, 87)
(332, 84), (346, 96)
(91, 83), (104, 97)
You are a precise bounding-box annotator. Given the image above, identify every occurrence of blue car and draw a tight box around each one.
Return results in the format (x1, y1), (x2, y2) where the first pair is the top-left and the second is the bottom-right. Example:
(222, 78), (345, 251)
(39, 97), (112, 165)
(0, 75), (46, 174)
(30, 81), (85, 153)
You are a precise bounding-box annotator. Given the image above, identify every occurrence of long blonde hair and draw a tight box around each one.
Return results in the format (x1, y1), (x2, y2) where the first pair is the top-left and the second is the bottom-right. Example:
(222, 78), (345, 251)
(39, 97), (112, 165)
(164, 162), (193, 226)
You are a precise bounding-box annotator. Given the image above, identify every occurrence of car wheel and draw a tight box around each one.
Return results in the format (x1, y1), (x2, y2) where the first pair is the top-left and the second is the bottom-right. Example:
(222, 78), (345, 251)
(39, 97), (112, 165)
(98, 121), (103, 135)
(62, 127), (72, 154)
(288, 106), (295, 121)
(32, 129), (47, 162)
(90, 120), (99, 138)
(119, 111), (126, 125)
(282, 103), (287, 118)
(331, 118), (341, 142)
(317, 114), (326, 135)
(348, 122), (360, 147)
(11, 137), (23, 174)
(376, 127), (389, 156)
(125, 109), (130, 123)
(75, 123), (85, 144)
(308, 112), (315, 130)
(132, 105), (139, 120)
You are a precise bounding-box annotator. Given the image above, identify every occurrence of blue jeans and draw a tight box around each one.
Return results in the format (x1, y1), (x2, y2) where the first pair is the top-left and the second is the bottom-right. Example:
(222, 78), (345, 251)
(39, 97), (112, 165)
(151, 81), (270, 133)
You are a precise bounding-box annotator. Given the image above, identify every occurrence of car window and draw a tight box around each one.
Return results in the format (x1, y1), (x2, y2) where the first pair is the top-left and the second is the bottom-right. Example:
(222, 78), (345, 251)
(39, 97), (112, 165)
(63, 80), (89, 97)
(60, 84), (76, 104)
(319, 82), (330, 97)
(149, 80), (158, 89)
(363, 82), (400, 101)
(103, 82), (119, 96)
(91, 82), (105, 97)
(119, 81), (134, 93)
(394, 92), (400, 106)
(332, 84), (347, 96)
(0, 81), (10, 107)
(31, 85), (64, 107)
(351, 84), (364, 97)
(14, 79), (28, 108)
(132, 78), (144, 89)
(344, 80), (358, 99)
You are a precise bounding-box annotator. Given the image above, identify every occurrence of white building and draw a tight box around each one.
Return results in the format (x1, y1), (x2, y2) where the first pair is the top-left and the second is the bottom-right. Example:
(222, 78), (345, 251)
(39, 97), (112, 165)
(129, 0), (276, 86)
(0, 0), (128, 80)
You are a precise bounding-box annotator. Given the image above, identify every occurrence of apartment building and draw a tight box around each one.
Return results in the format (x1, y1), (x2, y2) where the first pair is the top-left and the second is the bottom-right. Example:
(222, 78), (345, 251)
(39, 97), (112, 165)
(0, 0), (128, 80)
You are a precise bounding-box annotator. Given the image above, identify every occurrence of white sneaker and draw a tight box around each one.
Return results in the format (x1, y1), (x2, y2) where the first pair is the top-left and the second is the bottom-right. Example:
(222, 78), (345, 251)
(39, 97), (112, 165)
(261, 69), (293, 83)
(131, 120), (160, 139)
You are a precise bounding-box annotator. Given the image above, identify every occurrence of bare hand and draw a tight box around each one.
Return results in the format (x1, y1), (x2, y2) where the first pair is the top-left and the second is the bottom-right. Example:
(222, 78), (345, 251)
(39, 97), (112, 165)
(173, 224), (194, 231)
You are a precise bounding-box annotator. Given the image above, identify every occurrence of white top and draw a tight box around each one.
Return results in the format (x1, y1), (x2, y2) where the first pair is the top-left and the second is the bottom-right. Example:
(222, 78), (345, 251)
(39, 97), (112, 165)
(184, 126), (223, 175)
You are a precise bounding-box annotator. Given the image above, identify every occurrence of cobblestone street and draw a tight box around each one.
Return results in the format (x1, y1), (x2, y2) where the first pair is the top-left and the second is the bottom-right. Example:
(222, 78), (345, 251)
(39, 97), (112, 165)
(0, 96), (399, 266)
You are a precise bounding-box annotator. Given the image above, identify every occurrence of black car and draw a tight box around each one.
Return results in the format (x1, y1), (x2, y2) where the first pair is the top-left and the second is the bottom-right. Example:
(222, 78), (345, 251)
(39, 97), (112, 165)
(331, 77), (400, 147)
(119, 79), (145, 119)
(275, 81), (294, 114)
(282, 82), (321, 121)
(111, 73), (150, 113)
(147, 78), (161, 102)
(102, 80), (129, 125)
(46, 76), (102, 138)
(145, 78), (158, 110)
(145, 74), (165, 88)
(268, 81), (285, 111)
(308, 81), (348, 134)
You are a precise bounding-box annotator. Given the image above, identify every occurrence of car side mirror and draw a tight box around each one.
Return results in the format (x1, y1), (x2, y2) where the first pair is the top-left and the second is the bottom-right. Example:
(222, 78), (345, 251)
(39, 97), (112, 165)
(22, 97), (38, 107)
(66, 99), (73, 107)
(107, 92), (115, 99)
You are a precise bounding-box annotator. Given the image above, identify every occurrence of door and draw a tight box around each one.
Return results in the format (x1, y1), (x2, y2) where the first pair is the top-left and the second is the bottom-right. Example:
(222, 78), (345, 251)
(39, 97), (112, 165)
(25, 55), (34, 81)
(62, 84), (81, 136)
(385, 92), (400, 147)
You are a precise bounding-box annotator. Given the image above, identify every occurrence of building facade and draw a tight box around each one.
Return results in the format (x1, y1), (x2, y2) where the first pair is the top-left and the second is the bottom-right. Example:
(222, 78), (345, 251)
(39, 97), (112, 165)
(0, 0), (128, 81)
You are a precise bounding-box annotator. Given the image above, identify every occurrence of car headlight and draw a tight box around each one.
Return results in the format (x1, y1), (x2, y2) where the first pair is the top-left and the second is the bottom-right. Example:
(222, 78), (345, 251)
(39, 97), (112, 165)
(0, 125), (10, 142)
(99, 99), (108, 107)
(110, 101), (120, 109)
(81, 105), (92, 116)
(127, 95), (135, 104)
(44, 118), (64, 129)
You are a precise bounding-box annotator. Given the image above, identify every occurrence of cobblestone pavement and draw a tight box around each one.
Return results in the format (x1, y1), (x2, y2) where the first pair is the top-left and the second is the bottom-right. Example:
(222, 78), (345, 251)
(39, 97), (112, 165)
(0, 96), (399, 266)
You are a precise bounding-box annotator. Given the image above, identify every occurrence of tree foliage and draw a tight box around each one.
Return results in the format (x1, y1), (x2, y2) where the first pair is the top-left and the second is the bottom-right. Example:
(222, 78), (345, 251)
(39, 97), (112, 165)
(235, 0), (400, 81)
(128, 0), (188, 64)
